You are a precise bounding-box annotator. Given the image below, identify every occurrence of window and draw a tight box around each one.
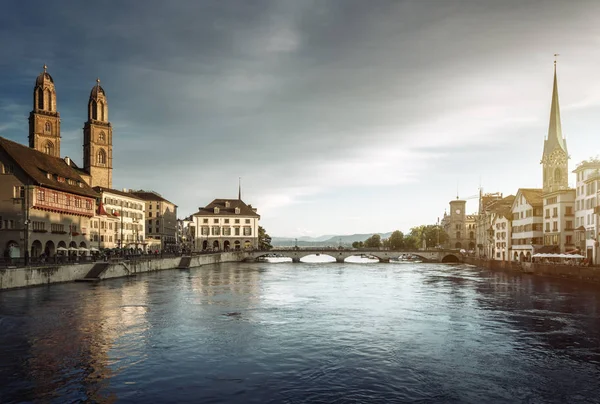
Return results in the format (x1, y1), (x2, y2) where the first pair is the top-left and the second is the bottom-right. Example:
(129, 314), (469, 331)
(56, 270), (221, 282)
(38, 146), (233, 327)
(214, 218), (219, 224)
(245, 219), (250, 224)
(243, 227), (252, 236)
(97, 149), (106, 165)
(214, 207), (220, 214)
(37, 189), (45, 201)
(224, 219), (229, 224)
(545, 222), (550, 231)
(235, 219), (240, 224)
(566, 235), (573, 245)
(212, 226), (220, 236)
(203, 218), (208, 223)
(99, 132), (105, 142)
(235, 207), (240, 214)
(235, 227), (240, 236)
(32, 221), (45, 231)
(44, 141), (53, 155)
(552, 207), (558, 217)
(14, 186), (24, 198)
(44, 121), (51, 133)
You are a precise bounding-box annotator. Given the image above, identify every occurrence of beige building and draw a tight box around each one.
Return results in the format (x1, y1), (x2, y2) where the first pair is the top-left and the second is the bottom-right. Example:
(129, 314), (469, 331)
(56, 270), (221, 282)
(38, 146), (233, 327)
(441, 199), (468, 249)
(0, 137), (98, 259)
(511, 188), (543, 261)
(177, 216), (196, 250)
(475, 191), (503, 258)
(573, 160), (600, 263)
(489, 196), (515, 261)
(91, 188), (145, 251)
(192, 198), (260, 251)
(130, 190), (178, 251)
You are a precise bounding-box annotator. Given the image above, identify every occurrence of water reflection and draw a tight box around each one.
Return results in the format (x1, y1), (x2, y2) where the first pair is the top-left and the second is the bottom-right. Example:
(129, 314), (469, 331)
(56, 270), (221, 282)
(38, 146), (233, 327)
(1, 263), (600, 403)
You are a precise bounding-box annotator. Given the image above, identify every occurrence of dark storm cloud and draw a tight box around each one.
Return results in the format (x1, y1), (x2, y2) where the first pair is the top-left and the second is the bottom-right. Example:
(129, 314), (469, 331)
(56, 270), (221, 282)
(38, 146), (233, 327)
(1, 0), (600, 235)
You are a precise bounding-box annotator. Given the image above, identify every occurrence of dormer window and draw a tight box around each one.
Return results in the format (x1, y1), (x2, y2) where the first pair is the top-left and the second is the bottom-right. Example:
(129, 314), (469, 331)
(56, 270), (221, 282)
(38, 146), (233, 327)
(225, 201), (230, 208)
(214, 207), (220, 214)
(235, 207), (240, 214)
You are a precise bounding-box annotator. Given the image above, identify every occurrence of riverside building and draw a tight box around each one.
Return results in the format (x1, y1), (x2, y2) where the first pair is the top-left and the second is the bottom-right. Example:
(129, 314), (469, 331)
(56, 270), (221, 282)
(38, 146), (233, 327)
(192, 197), (260, 251)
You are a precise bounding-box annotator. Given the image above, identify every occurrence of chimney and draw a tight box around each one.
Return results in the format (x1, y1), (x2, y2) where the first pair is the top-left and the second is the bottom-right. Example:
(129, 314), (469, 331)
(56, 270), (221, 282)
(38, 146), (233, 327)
(64, 156), (71, 166)
(122, 188), (128, 192)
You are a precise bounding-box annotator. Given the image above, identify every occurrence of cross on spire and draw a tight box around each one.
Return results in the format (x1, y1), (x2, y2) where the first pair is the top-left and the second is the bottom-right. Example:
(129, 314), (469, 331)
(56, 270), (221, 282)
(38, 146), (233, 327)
(43, 64), (47, 73)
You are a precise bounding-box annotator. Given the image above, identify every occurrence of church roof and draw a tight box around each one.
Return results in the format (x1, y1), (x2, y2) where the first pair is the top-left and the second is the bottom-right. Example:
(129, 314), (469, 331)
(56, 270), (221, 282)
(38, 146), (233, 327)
(35, 72), (54, 86)
(542, 63), (568, 158)
(90, 84), (106, 98)
(193, 199), (260, 218)
(0, 136), (99, 198)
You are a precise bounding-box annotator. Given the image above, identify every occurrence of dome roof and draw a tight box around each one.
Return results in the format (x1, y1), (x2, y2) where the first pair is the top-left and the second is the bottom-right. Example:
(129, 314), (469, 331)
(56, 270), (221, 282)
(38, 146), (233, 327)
(35, 71), (54, 86)
(90, 84), (106, 98)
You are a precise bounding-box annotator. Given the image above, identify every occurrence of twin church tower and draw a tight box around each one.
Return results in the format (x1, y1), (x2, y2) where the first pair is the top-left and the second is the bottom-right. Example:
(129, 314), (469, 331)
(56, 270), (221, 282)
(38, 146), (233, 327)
(28, 65), (113, 189)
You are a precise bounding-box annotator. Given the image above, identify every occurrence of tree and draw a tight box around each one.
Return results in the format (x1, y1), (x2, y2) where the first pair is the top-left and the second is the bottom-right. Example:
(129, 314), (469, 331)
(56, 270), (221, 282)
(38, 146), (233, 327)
(352, 241), (364, 248)
(409, 225), (448, 249)
(258, 226), (272, 250)
(388, 230), (405, 250)
(403, 234), (418, 249)
(363, 234), (382, 248)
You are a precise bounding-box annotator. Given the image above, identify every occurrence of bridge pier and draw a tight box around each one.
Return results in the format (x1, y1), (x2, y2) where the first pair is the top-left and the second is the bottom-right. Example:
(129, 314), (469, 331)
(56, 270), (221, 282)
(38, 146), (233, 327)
(378, 258), (390, 263)
(292, 257), (301, 263)
(336, 257), (345, 263)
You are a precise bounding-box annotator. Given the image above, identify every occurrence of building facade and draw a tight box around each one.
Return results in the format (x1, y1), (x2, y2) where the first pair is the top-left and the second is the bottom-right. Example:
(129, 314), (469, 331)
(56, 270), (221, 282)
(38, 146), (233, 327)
(192, 199), (260, 251)
(573, 160), (600, 263)
(0, 137), (98, 259)
(441, 199), (467, 249)
(130, 190), (178, 251)
(475, 191), (503, 258)
(177, 216), (196, 251)
(92, 188), (145, 251)
(510, 188), (543, 261)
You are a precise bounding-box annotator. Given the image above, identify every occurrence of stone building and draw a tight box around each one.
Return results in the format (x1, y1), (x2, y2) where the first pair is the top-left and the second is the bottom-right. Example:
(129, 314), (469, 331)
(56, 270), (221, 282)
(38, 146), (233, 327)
(192, 198), (260, 251)
(489, 195), (515, 261)
(0, 137), (98, 259)
(475, 191), (503, 258)
(441, 199), (467, 249)
(83, 79), (113, 189)
(129, 190), (178, 251)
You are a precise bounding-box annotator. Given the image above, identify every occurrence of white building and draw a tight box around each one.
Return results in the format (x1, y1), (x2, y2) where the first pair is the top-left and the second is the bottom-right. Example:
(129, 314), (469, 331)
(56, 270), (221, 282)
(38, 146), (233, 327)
(492, 210), (511, 261)
(573, 160), (600, 263)
(511, 188), (544, 262)
(192, 198), (260, 251)
(93, 187), (145, 251)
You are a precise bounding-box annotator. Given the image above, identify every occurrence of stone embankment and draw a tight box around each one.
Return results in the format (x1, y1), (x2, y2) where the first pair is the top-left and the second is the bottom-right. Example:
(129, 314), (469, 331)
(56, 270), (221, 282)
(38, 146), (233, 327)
(0, 252), (246, 290)
(464, 256), (600, 284)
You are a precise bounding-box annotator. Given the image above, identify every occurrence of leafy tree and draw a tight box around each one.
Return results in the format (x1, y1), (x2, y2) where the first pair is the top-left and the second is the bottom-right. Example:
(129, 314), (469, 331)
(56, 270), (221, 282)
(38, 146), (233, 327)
(382, 238), (390, 249)
(403, 235), (418, 249)
(409, 225), (448, 249)
(388, 230), (405, 250)
(352, 241), (364, 248)
(258, 226), (272, 250)
(363, 234), (382, 248)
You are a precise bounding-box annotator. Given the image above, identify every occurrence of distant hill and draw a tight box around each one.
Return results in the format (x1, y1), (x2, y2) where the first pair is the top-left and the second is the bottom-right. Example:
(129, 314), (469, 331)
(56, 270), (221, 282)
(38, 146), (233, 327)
(271, 232), (394, 247)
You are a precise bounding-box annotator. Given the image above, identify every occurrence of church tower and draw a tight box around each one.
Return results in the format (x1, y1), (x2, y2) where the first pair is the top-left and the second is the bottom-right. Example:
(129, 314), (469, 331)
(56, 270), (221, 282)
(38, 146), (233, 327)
(83, 78), (112, 189)
(28, 65), (61, 157)
(541, 58), (569, 193)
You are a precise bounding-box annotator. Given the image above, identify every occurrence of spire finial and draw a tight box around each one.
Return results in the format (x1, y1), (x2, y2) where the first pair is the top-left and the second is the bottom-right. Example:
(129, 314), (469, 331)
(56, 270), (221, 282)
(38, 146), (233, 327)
(554, 53), (559, 67)
(96, 77), (100, 85)
(238, 177), (242, 200)
(43, 64), (47, 73)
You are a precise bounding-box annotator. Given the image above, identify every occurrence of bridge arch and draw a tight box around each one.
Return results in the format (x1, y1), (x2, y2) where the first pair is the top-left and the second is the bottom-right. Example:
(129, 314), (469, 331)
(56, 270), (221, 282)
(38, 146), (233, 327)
(441, 254), (460, 263)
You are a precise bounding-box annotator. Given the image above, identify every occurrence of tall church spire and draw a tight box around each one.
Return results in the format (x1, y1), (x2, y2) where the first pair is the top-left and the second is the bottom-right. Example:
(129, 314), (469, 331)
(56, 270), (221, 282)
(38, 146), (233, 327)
(541, 55), (569, 193)
(542, 55), (568, 158)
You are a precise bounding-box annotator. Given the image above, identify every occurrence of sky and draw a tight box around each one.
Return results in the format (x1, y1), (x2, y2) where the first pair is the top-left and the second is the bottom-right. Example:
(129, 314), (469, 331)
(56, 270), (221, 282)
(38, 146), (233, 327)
(2, 0), (600, 238)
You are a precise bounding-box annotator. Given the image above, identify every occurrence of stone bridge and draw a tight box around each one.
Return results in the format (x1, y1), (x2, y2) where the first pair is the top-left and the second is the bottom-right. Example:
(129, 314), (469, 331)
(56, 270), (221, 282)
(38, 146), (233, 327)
(245, 248), (463, 263)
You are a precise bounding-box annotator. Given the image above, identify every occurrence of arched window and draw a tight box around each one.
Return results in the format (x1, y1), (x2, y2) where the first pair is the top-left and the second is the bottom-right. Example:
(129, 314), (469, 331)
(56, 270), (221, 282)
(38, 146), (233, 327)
(44, 121), (51, 133)
(97, 149), (106, 165)
(98, 101), (104, 121)
(45, 89), (52, 111)
(44, 141), (54, 155)
(37, 88), (44, 109)
(91, 100), (98, 120)
(554, 168), (562, 183)
(456, 231), (461, 239)
(469, 231), (474, 239)
(98, 132), (105, 142)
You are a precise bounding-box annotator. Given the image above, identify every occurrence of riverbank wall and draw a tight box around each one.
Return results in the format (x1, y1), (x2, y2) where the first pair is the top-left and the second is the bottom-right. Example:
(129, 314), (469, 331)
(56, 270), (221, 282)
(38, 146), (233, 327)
(464, 256), (600, 284)
(0, 252), (246, 291)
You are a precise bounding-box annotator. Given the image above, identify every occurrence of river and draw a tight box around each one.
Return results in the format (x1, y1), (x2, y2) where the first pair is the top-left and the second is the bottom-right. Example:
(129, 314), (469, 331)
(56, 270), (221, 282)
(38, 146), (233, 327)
(1, 260), (600, 403)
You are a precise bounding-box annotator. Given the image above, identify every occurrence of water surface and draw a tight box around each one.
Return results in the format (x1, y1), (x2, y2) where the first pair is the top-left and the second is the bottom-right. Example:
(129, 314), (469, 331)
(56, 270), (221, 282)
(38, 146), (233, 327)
(1, 261), (600, 403)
